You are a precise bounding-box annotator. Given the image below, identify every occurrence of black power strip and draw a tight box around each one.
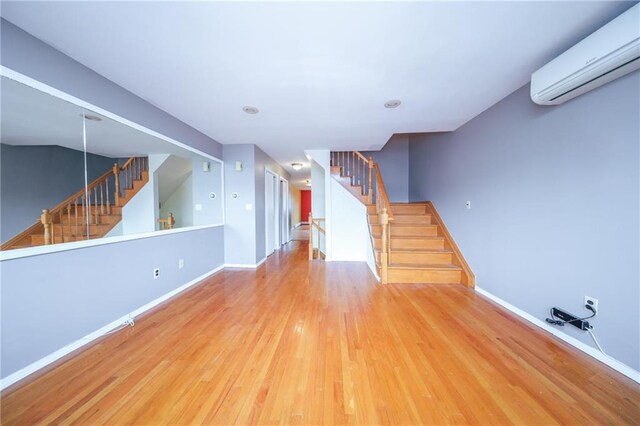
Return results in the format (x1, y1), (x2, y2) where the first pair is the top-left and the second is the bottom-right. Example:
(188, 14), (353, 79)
(550, 307), (591, 330)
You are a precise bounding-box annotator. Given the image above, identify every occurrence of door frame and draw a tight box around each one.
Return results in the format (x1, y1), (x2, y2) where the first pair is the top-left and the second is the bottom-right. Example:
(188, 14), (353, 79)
(279, 177), (290, 245)
(265, 169), (280, 256)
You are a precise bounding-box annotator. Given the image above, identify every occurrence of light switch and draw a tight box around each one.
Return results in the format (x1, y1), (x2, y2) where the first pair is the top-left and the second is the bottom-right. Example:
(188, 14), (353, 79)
(195, 204), (203, 211)
(235, 161), (243, 171)
(202, 161), (211, 172)
(245, 203), (253, 211)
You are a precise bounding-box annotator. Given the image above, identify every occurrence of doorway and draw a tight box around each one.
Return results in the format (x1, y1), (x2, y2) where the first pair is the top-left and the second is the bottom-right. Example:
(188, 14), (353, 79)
(265, 170), (279, 256)
(279, 178), (289, 245)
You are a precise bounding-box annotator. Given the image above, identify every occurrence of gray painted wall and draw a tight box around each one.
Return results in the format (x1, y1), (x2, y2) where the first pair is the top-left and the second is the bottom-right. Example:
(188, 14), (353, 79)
(0, 144), (116, 243)
(1, 18), (226, 379)
(363, 134), (410, 203)
(192, 158), (223, 226)
(1, 226), (224, 377)
(223, 144), (257, 265)
(222, 144), (291, 265)
(408, 72), (640, 370)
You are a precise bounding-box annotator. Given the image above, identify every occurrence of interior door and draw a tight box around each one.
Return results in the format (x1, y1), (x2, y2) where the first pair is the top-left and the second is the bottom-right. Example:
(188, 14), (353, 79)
(265, 171), (276, 256)
(280, 179), (289, 245)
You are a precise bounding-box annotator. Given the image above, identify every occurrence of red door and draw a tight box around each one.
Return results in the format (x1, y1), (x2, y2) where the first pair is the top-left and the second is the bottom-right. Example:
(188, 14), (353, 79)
(300, 190), (312, 223)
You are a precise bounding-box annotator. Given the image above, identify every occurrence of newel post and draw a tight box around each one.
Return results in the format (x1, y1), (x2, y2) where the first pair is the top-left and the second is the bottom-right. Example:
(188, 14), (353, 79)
(308, 213), (314, 260)
(380, 208), (389, 284)
(168, 213), (176, 229)
(113, 163), (121, 206)
(40, 209), (52, 245)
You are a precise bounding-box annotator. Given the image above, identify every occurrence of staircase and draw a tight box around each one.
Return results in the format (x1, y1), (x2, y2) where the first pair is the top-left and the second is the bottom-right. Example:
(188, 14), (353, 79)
(1, 157), (149, 250)
(330, 151), (474, 286)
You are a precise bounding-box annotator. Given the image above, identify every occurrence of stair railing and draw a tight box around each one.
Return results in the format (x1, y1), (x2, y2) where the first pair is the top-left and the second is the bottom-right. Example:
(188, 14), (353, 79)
(330, 150), (394, 283)
(308, 213), (326, 260)
(0, 156), (148, 250)
(158, 213), (176, 230)
(371, 162), (394, 283)
(331, 151), (373, 197)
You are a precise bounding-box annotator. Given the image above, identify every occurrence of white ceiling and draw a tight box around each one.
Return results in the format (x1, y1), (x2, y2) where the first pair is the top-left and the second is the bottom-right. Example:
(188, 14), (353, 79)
(1, 1), (632, 184)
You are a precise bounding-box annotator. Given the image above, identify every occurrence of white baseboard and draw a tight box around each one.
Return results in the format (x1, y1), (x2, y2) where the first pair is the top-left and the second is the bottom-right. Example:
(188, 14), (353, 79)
(0, 264), (225, 391)
(224, 257), (267, 269)
(476, 286), (640, 384)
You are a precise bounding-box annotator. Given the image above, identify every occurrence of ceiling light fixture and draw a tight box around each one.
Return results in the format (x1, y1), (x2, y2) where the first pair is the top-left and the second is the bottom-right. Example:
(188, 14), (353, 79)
(291, 163), (303, 170)
(82, 114), (102, 121)
(242, 106), (259, 114)
(384, 99), (402, 109)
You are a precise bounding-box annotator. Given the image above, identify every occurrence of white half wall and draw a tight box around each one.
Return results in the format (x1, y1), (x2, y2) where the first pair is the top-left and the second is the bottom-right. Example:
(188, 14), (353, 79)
(329, 179), (377, 277)
(122, 153), (169, 235)
(306, 149), (332, 259)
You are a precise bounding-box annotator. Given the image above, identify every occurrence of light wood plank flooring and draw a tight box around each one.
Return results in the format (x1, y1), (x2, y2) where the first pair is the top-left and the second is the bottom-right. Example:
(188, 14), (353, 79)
(1, 241), (639, 424)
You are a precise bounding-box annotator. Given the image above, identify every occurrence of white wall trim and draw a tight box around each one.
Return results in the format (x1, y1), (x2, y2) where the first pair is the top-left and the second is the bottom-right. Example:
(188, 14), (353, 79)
(0, 66), (223, 164)
(0, 224), (224, 262)
(224, 256), (267, 269)
(0, 66), (227, 262)
(0, 264), (225, 390)
(476, 286), (640, 384)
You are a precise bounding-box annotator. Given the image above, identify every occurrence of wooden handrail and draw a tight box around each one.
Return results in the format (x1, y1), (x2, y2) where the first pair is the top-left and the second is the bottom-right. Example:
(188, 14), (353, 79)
(120, 156), (136, 170)
(308, 214), (326, 259)
(372, 163), (394, 221)
(158, 212), (176, 230)
(1, 156), (147, 251)
(0, 222), (44, 250)
(47, 168), (114, 219)
(353, 151), (369, 163)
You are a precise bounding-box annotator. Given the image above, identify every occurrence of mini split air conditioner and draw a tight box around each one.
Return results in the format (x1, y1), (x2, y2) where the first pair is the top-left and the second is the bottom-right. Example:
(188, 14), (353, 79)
(531, 4), (639, 105)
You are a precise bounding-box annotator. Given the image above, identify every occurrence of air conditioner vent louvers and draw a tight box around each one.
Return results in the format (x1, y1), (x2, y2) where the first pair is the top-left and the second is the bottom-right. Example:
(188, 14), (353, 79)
(549, 55), (640, 102)
(531, 4), (640, 105)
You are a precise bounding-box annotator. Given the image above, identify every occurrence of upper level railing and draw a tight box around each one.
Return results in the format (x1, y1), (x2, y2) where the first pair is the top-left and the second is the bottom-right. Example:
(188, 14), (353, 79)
(308, 214), (326, 260)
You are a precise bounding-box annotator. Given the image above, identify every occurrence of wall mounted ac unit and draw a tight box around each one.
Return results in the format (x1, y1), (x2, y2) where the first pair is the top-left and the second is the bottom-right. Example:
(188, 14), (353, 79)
(531, 4), (639, 105)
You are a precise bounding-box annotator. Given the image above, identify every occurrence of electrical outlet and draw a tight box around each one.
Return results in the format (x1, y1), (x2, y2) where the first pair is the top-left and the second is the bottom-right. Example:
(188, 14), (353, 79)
(179, 259), (184, 269)
(153, 268), (160, 279)
(465, 201), (471, 209)
(585, 296), (599, 312)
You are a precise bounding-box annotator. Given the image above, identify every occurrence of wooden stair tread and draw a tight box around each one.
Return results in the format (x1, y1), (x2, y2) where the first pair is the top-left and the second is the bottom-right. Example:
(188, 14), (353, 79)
(389, 263), (462, 270)
(390, 202), (430, 205)
(388, 223), (436, 227)
(389, 248), (453, 253)
(386, 235), (444, 240)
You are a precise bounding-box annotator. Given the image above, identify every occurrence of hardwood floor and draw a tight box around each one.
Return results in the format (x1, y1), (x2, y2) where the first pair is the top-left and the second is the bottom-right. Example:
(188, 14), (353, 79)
(2, 241), (639, 424)
(291, 224), (310, 241)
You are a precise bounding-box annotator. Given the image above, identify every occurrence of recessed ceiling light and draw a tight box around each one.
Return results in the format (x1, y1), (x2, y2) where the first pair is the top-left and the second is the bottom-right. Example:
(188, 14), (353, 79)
(384, 100), (401, 109)
(242, 106), (259, 114)
(291, 163), (303, 170)
(82, 113), (102, 121)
